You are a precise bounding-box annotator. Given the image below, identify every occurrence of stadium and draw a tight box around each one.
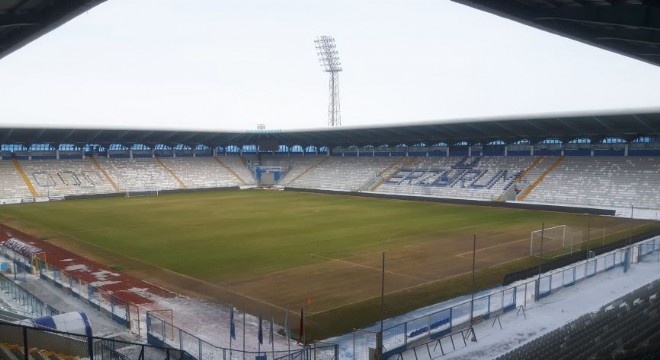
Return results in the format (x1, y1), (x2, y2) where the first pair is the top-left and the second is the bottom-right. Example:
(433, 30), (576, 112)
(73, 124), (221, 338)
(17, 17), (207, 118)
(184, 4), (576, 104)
(1, 1), (660, 360)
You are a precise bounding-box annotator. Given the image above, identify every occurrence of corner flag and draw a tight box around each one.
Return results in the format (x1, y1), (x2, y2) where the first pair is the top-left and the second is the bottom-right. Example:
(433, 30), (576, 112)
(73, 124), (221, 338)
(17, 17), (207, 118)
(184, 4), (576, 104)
(298, 307), (304, 344)
(258, 309), (264, 344)
(229, 306), (236, 339)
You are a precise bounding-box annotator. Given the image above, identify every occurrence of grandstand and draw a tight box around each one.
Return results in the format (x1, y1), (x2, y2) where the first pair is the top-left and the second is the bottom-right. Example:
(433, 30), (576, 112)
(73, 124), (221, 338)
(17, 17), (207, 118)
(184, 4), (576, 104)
(1, 0), (660, 359)
(525, 157), (660, 209)
(20, 159), (115, 197)
(160, 157), (246, 189)
(377, 156), (534, 201)
(286, 157), (400, 191)
(1, 150), (659, 214)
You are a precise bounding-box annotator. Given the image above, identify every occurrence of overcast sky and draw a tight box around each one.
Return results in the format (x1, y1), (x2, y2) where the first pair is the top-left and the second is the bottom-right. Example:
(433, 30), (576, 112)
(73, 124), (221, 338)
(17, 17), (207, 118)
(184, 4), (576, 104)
(2, 0), (660, 131)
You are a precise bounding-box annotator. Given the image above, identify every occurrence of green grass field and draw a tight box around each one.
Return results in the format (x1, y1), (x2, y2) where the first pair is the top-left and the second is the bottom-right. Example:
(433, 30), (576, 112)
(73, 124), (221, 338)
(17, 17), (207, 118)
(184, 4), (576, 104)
(0, 189), (658, 339)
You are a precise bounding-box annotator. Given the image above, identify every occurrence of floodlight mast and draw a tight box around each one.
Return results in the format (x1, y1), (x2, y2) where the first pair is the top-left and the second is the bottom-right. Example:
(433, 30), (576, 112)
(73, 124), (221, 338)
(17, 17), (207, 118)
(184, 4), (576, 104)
(315, 36), (342, 127)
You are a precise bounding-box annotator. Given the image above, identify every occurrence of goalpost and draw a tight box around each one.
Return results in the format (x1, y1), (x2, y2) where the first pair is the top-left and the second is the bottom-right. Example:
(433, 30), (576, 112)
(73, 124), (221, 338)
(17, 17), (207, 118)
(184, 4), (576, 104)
(531, 224), (607, 258)
(530, 224), (590, 258)
(530, 225), (567, 257)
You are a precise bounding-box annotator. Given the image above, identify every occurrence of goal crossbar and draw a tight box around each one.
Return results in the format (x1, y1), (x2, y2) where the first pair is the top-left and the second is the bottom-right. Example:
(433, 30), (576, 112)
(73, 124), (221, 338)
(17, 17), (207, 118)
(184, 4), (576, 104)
(530, 225), (567, 256)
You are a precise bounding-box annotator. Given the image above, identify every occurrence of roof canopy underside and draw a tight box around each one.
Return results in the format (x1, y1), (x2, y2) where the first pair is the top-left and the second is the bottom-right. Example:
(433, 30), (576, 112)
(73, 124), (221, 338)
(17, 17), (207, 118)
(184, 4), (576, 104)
(1, 111), (659, 148)
(453, 0), (660, 67)
(0, 0), (106, 60)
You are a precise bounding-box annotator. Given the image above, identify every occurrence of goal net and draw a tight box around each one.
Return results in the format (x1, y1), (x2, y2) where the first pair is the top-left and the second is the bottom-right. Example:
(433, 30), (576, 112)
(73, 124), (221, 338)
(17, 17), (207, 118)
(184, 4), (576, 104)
(530, 225), (585, 258)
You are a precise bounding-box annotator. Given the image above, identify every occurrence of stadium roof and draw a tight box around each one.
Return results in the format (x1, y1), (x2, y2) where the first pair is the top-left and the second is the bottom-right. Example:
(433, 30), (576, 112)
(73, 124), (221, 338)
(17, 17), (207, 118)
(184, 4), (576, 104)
(0, 0), (106, 60)
(1, 1), (659, 149)
(1, 110), (659, 148)
(453, 0), (660, 68)
(5, 1), (658, 67)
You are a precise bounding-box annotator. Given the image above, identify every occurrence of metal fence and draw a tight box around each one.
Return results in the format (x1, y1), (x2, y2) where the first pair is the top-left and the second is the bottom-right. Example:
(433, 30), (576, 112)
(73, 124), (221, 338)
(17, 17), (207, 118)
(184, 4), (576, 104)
(0, 271), (59, 317)
(638, 237), (660, 262)
(352, 235), (660, 359)
(0, 245), (144, 336)
(35, 258), (144, 335)
(146, 312), (338, 360)
(0, 321), (192, 360)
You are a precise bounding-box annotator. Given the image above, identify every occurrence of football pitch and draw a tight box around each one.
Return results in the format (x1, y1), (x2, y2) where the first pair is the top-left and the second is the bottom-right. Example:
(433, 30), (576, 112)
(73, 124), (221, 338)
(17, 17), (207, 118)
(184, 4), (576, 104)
(0, 189), (658, 339)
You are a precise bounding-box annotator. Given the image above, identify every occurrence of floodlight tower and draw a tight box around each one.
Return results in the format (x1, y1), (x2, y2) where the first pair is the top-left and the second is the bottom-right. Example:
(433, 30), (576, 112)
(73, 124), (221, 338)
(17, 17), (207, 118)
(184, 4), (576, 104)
(315, 36), (342, 127)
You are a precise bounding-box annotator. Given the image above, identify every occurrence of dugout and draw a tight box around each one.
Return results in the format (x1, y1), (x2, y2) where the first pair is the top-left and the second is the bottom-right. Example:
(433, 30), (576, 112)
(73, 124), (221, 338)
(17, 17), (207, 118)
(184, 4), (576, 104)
(0, 237), (43, 274)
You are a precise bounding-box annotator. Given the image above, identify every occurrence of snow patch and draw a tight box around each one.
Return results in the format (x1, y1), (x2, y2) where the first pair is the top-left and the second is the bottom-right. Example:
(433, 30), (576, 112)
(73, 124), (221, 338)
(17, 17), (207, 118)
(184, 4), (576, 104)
(64, 264), (89, 272)
(91, 270), (120, 280)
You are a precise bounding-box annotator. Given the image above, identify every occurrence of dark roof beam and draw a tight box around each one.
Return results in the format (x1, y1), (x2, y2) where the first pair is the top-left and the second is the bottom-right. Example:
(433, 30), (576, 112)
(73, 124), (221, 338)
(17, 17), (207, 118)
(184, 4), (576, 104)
(461, 123), (495, 138)
(631, 114), (655, 132)
(488, 121), (527, 140)
(59, 129), (79, 144)
(0, 14), (40, 28)
(115, 130), (135, 142)
(521, 119), (552, 134)
(34, 128), (48, 143)
(153, 132), (179, 144)
(596, 36), (660, 47)
(402, 127), (435, 141)
(177, 132), (204, 144)
(1, 128), (15, 143)
(137, 131), (157, 142)
(534, 16), (660, 32)
(86, 129), (106, 143)
(533, 5), (660, 28)
(591, 116), (616, 132)
(8, 0), (36, 12)
(554, 117), (584, 134)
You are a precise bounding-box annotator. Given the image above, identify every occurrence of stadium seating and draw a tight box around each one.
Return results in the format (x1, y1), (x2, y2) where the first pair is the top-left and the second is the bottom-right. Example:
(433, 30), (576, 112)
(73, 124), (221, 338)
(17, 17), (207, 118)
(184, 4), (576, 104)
(95, 158), (182, 192)
(0, 161), (33, 200)
(376, 156), (534, 201)
(496, 279), (660, 360)
(216, 156), (257, 186)
(1, 156), (659, 212)
(286, 157), (401, 191)
(160, 157), (246, 188)
(524, 157), (660, 209)
(19, 159), (116, 197)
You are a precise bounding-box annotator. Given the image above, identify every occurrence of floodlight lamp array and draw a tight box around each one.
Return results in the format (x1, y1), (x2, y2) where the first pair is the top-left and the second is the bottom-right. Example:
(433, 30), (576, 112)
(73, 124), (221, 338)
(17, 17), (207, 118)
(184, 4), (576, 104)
(315, 35), (342, 72)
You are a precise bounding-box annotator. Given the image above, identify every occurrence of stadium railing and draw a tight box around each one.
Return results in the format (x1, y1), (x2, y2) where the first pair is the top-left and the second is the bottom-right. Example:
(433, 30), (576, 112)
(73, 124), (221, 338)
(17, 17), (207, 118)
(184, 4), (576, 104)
(146, 311), (339, 360)
(0, 271), (60, 318)
(355, 235), (660, 359)
(0, 321), (193, 360)
(33, 260), (143, 335)
(0, 253), (144, 337)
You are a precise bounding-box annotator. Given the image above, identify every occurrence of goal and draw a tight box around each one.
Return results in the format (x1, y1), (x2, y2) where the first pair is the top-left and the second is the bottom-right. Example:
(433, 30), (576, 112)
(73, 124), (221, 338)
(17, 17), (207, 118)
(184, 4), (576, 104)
(530, 225), (585, 257)
(125, 190), (160, 198)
